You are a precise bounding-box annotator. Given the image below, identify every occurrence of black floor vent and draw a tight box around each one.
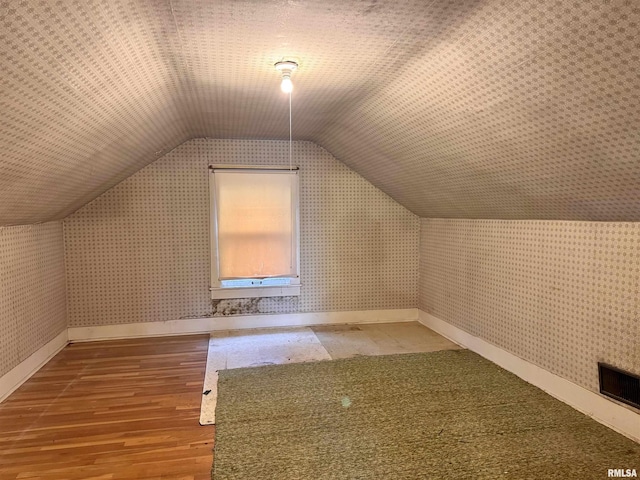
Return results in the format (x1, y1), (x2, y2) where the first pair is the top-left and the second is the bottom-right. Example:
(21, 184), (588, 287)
(598, 363), (640, 410)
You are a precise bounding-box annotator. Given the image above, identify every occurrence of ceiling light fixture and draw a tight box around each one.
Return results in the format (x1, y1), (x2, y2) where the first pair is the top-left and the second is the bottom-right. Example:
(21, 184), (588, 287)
(274, 60), (298, 170)
(275, 60), (298, 93)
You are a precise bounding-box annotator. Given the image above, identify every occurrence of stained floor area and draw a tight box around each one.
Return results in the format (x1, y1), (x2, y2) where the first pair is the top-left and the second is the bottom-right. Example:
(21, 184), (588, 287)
(200, 321), (461, 424)
(310, 322), (461, 358)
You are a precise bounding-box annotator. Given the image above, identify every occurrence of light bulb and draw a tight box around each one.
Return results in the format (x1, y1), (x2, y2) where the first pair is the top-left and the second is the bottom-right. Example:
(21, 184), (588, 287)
(281, 75), (293, 93)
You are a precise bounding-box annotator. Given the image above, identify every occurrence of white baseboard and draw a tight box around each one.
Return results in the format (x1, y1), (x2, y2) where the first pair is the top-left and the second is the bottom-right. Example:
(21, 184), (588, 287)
(418, 310), (640, 443)
(68, 308), (419, 342)
(0, 329), (68, 403)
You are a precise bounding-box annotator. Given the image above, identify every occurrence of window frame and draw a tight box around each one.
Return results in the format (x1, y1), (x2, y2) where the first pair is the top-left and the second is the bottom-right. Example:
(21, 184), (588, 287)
(208, 165), (301, 300)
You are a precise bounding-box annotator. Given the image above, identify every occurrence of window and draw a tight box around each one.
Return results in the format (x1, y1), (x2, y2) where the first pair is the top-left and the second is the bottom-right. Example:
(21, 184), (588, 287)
(209, 166), (300, 299)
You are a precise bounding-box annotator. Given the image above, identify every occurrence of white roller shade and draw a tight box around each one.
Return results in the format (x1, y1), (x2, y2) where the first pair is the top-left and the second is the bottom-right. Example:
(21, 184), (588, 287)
(213, 170), (298, 280)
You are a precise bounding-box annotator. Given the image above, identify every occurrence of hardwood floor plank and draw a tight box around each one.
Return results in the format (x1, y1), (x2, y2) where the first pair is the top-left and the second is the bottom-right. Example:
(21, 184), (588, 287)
(0, 335), (214, 480)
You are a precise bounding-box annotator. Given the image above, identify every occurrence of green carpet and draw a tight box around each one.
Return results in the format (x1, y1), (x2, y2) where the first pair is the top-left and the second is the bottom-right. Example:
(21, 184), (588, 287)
(212, 350), (639, 479)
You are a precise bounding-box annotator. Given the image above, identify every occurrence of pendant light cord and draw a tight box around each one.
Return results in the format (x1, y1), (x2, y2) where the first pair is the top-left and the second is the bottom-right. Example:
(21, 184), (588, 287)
(289, 90), (292, 171)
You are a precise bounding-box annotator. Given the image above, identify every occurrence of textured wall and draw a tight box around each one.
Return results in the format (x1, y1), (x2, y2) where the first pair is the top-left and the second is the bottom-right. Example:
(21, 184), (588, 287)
(0, 222), (67, 377)
(419, 218), (639, 393)
(64, 139), (419, 327)
(2, 1), (640, 225)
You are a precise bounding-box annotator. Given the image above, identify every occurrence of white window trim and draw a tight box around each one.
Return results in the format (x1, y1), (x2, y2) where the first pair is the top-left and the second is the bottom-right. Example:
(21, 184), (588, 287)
(209, 165), (301, 300)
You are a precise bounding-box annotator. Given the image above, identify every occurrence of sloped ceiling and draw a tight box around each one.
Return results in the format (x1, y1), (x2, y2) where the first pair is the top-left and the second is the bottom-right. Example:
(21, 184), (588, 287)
(1, 0), (639, 225)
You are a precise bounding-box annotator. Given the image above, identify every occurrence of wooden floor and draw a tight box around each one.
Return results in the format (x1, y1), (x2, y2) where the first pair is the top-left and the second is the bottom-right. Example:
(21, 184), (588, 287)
(0, 323), (461, 479)
(0, 335), (214, 480)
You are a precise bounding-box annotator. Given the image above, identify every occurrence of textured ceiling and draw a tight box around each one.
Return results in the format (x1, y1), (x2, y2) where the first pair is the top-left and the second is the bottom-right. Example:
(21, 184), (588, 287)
(1, 0), (639, 225)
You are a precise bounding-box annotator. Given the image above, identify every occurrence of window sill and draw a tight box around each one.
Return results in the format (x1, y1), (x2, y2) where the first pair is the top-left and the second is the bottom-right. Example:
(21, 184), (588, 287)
(210, 284), (300, 300)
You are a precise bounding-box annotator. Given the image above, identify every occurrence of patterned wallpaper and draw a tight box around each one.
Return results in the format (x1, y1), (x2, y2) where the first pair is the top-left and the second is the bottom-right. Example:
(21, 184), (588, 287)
(64, 139), (419, 327)
(320, 0), (640, 222)
(0, 222), (67, 377)
(2, 1), (640, 225)
(419, 218), (639, 393)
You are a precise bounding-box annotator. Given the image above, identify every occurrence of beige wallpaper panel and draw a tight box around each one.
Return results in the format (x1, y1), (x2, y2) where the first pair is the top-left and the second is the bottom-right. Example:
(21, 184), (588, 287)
(0, 222), (67, 377)
(2, 1), (640, 225)
(64, 139), (419, 327)
(419, 218), (639, 394)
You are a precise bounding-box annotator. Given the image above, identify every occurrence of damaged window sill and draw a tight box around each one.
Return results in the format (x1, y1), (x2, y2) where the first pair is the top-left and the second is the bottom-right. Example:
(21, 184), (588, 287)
(210, 284), (300, 300)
